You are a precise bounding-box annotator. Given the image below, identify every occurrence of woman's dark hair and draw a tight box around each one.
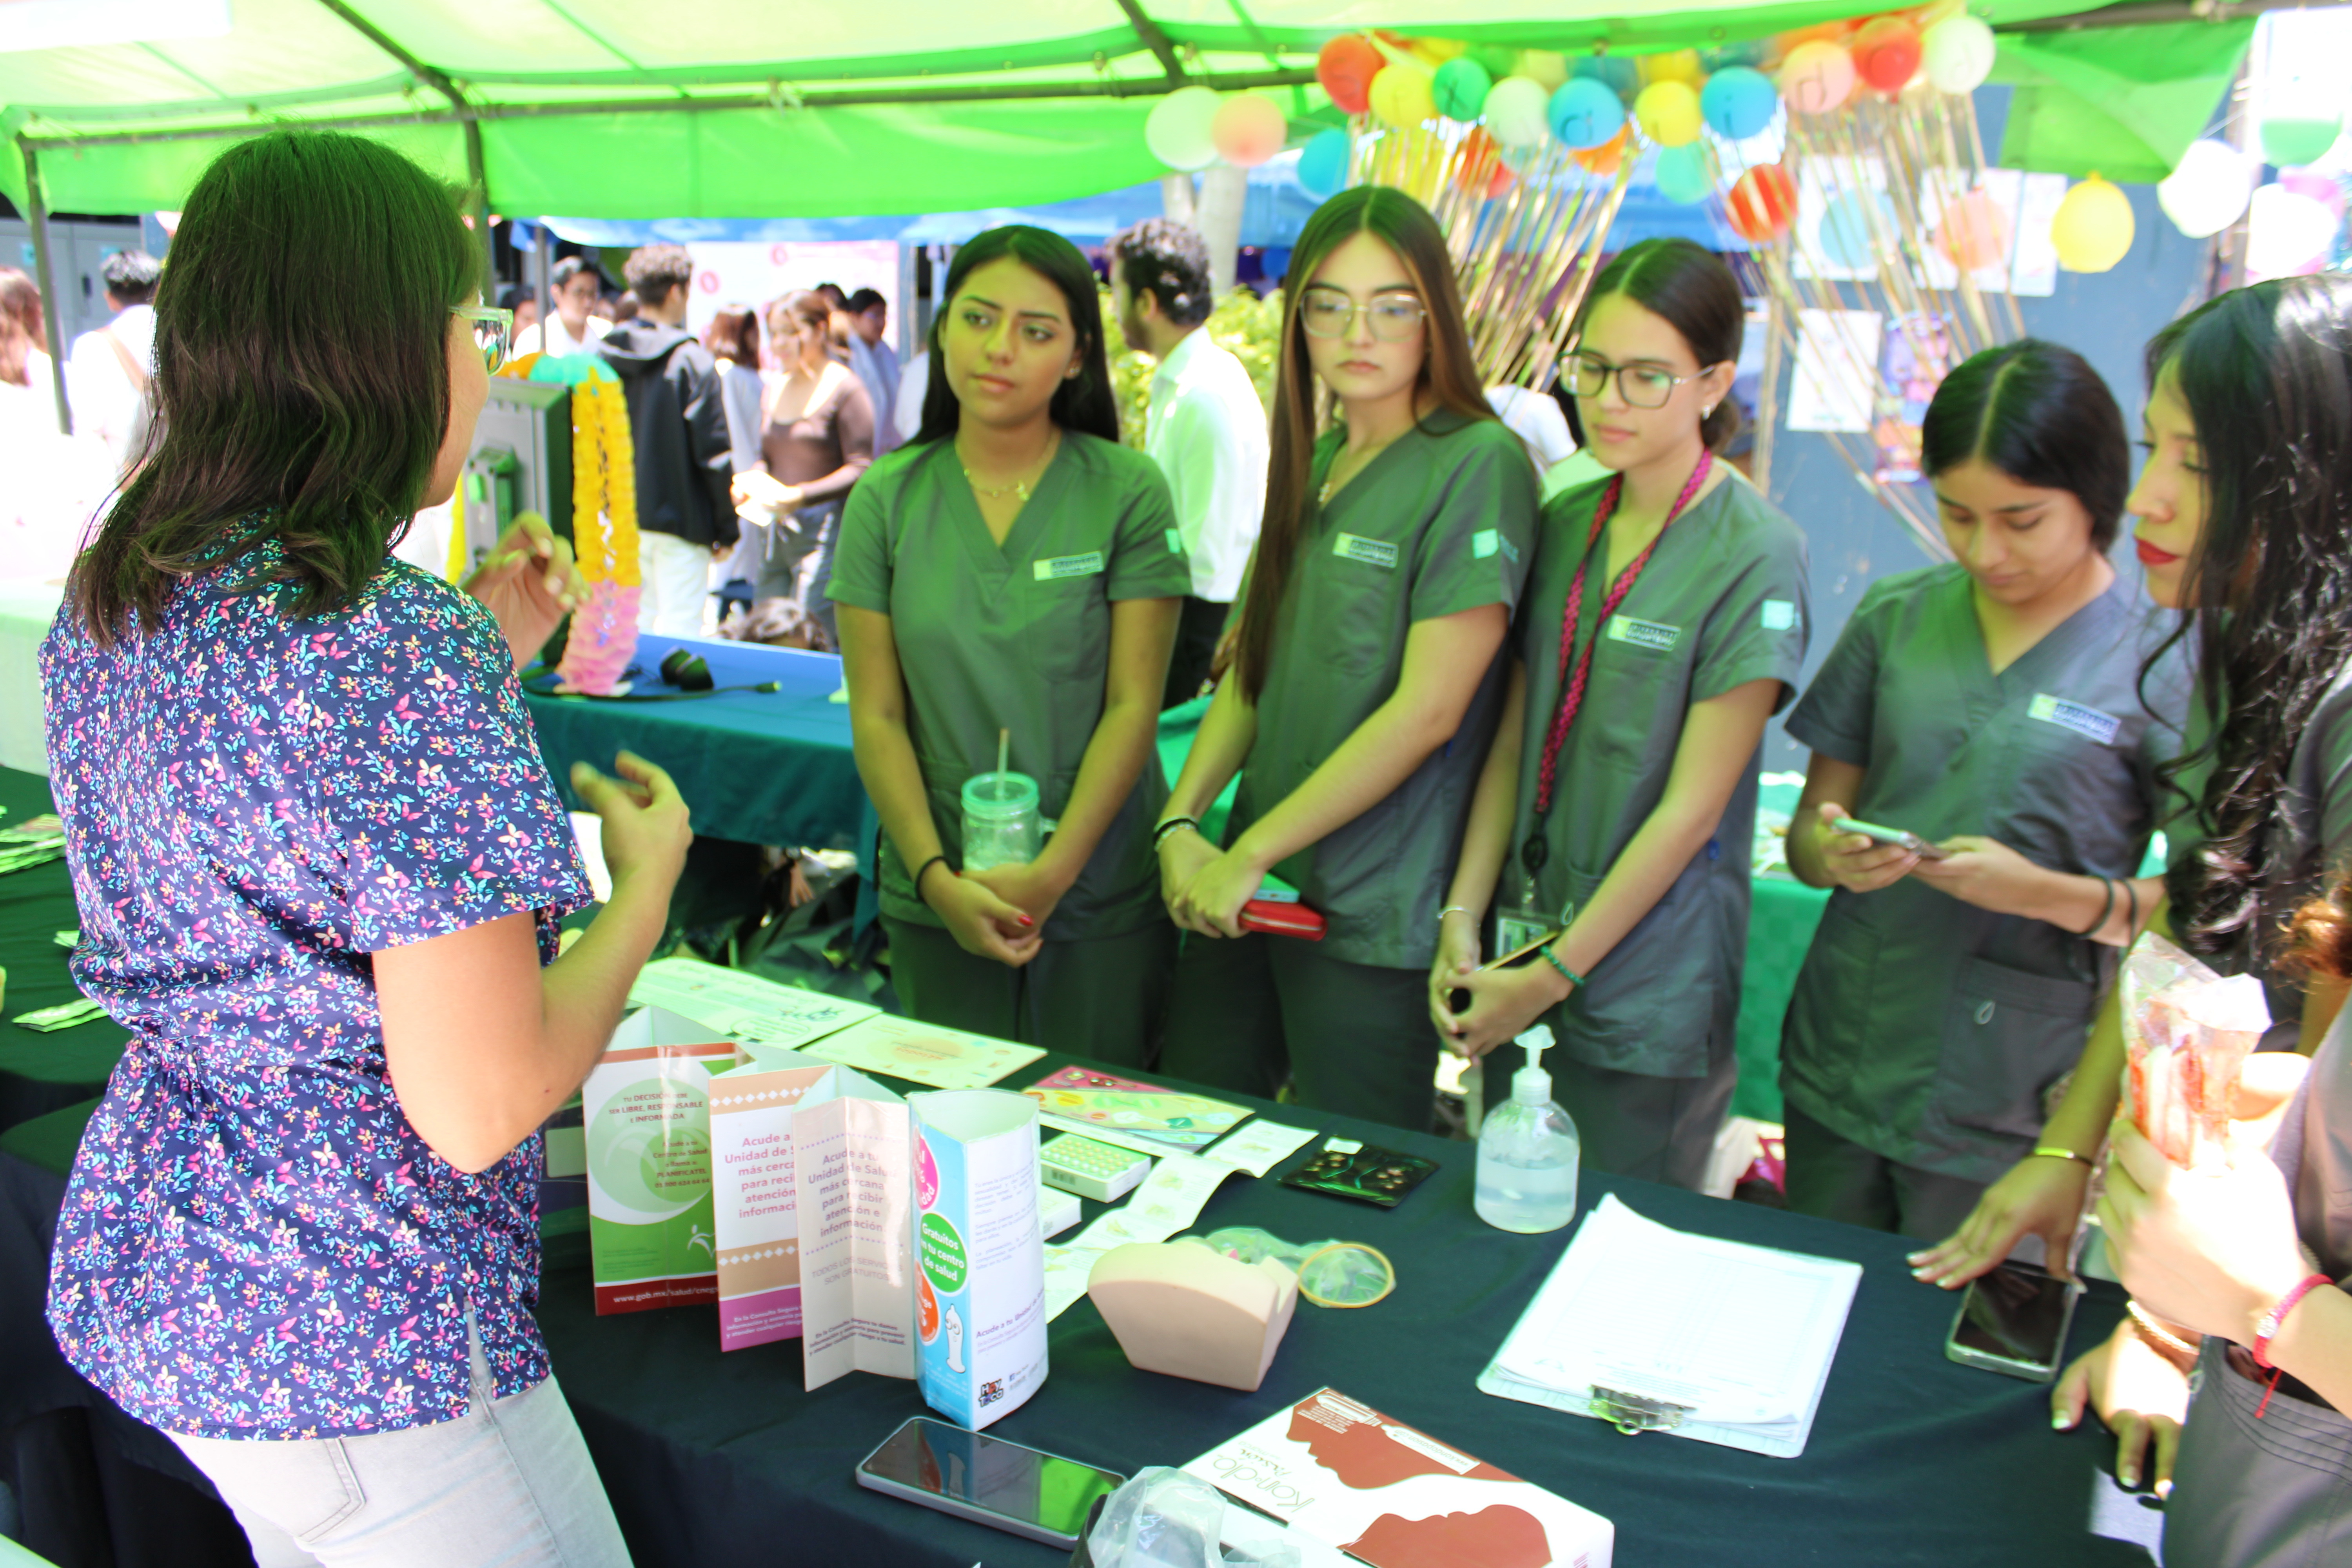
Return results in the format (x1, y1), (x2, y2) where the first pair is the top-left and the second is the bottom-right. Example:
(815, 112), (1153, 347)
(1563, 238), (1744, 454)
(911, 225), (1119, 446)
(1919, 339), (2129, 551)
(703, 304), (761, 366)
(69, 131), (479, 645)
(2143, 274), (2352, 964)
(1234, 185), (1498, 704)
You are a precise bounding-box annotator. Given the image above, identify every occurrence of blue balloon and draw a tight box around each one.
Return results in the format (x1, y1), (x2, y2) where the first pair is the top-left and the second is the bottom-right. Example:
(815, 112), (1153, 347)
(1569, 55), (1639, 100)
(1298, 127), (1350, 199)
(1548, 78), (1626, 151)
(1701, 67), (1779, 141)
(1820, 189), (1898, 269)
(1653, 143), (1715, 205)
(1699, 40), (1772, 72)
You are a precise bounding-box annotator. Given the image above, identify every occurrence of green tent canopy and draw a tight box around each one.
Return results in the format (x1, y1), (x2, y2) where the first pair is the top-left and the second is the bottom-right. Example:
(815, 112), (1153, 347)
(0, 1), (2256, 219)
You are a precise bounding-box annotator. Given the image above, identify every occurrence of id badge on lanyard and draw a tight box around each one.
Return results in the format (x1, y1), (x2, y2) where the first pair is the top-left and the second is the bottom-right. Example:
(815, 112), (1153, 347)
(1495, 876), (1573, 960)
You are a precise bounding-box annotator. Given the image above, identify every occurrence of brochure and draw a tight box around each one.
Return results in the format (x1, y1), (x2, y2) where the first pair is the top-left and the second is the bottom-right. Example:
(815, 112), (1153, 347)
(792, 1060), (918, 1388)
(707, 1052), (839, 1352)
(801, 1013), (1045, 1091)
(625, 956), (880, 1051)
(1023, 1065), (1252, 1156)
(582, 1008), (738, 1315)
(911, 1089), (1049, 1430)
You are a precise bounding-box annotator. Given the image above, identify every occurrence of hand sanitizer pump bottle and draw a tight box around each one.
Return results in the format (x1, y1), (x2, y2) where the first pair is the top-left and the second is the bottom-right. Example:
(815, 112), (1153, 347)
(1474, 1025), (1581, 1234)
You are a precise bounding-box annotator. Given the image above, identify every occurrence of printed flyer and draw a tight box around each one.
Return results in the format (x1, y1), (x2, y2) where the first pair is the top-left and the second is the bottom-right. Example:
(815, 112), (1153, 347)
(793, 1064), (917, 1388)
(910, 1090), (1048, 1430)
(708, 1053), (837, 1352)
(583, 1009), (739, 1315)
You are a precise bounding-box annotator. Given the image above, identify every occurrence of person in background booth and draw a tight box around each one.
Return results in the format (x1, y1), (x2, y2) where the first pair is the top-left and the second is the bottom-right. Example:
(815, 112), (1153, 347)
(515, 256), (612, 360)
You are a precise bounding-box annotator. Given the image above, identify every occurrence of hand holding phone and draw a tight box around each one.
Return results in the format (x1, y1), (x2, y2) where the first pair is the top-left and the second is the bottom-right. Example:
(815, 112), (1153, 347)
(1837, 818), (1951, 861)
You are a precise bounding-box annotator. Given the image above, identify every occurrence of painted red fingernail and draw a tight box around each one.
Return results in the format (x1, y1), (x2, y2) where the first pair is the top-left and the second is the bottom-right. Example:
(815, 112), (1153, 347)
(1018, 915), (1034, 926)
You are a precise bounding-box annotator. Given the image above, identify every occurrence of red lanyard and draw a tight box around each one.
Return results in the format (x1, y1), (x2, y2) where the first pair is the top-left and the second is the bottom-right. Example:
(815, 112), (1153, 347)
(1523, 452), (1713, 873)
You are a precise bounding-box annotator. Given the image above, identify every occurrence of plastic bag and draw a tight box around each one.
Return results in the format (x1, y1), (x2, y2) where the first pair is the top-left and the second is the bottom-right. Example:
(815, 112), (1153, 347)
(1074, 1467), (1299, 1568)
(1189, 1228), (1396, 1307)
(2121, 931), (2270, 1167)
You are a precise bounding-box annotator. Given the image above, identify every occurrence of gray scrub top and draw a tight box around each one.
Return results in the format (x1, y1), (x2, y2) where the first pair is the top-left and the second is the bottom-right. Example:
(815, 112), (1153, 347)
(828, 431), (1191, 939)
(1780, 565), (2191, 1181)
(1508, 474), (1811, 1078)
(2163, 660), (2352, 1050)
(1230, 409), (1537, 969)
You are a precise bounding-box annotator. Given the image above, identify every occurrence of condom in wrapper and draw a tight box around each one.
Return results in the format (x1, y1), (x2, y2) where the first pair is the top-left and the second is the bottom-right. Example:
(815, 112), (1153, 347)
(2121, 931), (2270, 1167)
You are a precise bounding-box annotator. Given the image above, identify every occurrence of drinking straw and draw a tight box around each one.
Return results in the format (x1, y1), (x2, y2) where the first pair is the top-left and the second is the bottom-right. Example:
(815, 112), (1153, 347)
(997, 728), (1010, 799)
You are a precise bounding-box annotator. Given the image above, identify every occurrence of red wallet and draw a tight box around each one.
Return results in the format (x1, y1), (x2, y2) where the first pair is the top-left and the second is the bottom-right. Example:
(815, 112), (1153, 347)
(1238, 898), (1326, 940)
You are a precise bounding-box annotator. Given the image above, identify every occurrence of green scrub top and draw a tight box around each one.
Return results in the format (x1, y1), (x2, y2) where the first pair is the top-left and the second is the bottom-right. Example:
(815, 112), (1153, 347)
(2163, 661), (2352, 1051)
(1230, 409), (1538, 969)
(1507, 474), (1811, 1078)
(828, 431), (1191, 940)
(1781, 566), (2191, 1181)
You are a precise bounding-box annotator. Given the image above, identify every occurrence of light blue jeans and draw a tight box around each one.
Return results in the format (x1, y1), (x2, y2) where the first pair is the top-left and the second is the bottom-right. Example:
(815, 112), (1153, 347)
(168, 1318), (630, 1568)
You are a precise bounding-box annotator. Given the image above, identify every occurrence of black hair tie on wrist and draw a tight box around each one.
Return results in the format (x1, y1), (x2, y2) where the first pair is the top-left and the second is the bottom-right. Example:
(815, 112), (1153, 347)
(912, 854), (950, 900)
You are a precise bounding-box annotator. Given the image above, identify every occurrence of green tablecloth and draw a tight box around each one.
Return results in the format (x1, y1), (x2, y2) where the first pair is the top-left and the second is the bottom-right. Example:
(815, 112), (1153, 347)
(0, 768), (129, 1135)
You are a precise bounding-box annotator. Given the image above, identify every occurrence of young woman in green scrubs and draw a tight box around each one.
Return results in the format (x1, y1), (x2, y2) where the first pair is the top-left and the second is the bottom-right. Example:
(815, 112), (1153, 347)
(1155, 186), (1539, 1129)
(1778, 341), (2189, 1242)
(829, 226), (1188, 1060)
(1429, 239), (1810, 1191)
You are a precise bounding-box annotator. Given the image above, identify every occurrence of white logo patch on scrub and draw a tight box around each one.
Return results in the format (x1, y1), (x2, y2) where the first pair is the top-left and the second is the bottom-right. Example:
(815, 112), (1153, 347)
(2029, 693), (2122, 745)
(1471, 528), (1521, 565)
(1605, 614), (1681, 652)
(1033, 551), (1105, 582)
(1333, 533), (1399, 570)
(1165, 528), (1183, 555)
(1762, 599), (1800, 631)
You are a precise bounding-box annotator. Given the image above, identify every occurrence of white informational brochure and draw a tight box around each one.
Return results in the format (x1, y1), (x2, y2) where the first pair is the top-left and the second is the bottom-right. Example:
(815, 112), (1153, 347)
(1478, 1194), (1860, 1459)
(799, 1013), (1045, 1091)
(910, 1090), (1048, 1430)
(626, 957), (881, 1050)
(792, 1064), (916, 1388)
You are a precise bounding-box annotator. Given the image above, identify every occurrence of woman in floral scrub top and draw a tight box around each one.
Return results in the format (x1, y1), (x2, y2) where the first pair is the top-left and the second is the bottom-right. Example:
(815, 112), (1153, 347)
(40, 131), (689, 1566)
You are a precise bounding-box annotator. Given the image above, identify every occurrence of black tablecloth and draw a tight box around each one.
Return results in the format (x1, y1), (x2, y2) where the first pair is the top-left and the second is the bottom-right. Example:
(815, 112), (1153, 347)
(2, 1050), (2166, 1568)
(0, 768), (129, 1136)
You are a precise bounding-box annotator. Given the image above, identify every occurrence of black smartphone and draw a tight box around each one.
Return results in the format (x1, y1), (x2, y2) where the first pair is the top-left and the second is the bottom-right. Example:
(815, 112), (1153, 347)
(1946, 1260), (2081, 1382)
(855, 1416), (1126, 1549)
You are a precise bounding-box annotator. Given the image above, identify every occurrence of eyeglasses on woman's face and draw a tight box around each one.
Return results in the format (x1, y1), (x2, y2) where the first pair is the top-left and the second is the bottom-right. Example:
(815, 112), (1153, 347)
(1299, 285), (1426, 342)
(1563, 351), (1720, 410)
(453, 305), (513, 373)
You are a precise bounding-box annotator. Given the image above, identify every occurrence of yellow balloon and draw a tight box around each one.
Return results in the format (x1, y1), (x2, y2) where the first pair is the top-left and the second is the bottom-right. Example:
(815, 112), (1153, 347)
(2051, 174), (2136, 272)
(1634, 80), (1704, 147)
(1640, 49), (1704, 87)
(1368, 64), (1438, 129)
(1408, 37), (1469, 67)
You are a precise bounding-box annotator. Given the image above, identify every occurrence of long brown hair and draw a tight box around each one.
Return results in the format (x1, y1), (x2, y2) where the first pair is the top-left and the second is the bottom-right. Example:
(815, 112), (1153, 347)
(1234, 186), (1494, 703)
(0, 269), (42, 389)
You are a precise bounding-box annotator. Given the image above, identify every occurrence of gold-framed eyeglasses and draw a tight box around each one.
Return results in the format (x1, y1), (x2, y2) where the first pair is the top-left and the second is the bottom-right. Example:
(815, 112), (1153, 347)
(1299, 286), (1426, 342)
(1564, 351), (1721, 410)
(454, 304), (514, 373)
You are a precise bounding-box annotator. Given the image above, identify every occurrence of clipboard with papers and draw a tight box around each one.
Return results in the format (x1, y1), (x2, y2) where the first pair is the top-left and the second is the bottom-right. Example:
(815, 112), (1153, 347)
(1477, 1194), (1862, 1459)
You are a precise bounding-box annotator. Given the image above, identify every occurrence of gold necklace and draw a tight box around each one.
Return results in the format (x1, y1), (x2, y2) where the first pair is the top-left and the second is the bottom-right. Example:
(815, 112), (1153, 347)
(961, 430), (1060, 504)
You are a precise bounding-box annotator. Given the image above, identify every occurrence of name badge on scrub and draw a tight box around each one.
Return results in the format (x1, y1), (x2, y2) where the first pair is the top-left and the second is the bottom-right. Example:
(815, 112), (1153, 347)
(1033, 551), (1105, 581)
(2027, 693), (2122, 745)
(1604, 614), (1681, 652)
(1494, 880), (1575, 963)
(1333, 533), (1399, 569)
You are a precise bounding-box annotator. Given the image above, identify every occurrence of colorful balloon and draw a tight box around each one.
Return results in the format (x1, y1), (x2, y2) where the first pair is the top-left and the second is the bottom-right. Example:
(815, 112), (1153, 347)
(1570, 54), (1640, 102)
(1851, 17), (1922, 95)
(1483, 75), (1552, 148)
(2158, 138), (2256, 239)
(1780, 41), (1856, 116)
(1701, 66), (1779, 140)
(1210, 93), (1287, 168)
(1653, 143), (1715, 205)
(2261, 116), (2342, 168)
(1572, 125), (1629, 175)
(1408, 36), (1469, 68)
(1819, 188), (1896, 269)
(1634, 80), (1703, 147)
(1368, 64), (1438, 129)
(1921, 16), (1996, 95)
(1433, 56), (1494, 121)
(1316, 35), (1383, 116)
(1639, 49), (1704, 88)
(1515, 49), (1570, 91)
(2246, 183), (2340, 278)
(1936, 189), (2012, 271)
(1728, 163), (1800, 242)
(1471, 44), (1518, 80)
(1145, 86), (1222, 171)
(1297, 126), (1350, 198)
(2050, 174), (2136, 272)
(1549, 77), (1626, 150)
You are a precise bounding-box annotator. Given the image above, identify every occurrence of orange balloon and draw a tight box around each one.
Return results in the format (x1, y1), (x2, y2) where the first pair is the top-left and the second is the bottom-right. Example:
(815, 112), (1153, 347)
(1452, 127), (1503, 195)
(1727, 163), (1800, 242)
(1572, 125), (1630, 174)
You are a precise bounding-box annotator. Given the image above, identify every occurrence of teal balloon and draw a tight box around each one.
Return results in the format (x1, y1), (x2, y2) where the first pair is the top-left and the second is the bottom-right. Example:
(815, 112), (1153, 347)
(1820, 189), (1896, 269)
(1700, 40), (1771, 72)
(1549, 78), (1626, 150)
(1700, 67), (1778, 141)
(1298, 127), (1350, 198)
(1653, 143), (1715, 205)
(1433, 58), (1494, 121)
(1570, 54), (1639, 100)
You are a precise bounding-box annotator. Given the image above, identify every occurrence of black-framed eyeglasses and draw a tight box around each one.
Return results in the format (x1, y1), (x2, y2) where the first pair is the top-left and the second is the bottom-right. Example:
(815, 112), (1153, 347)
(454, 305), (514, 373)
(1299, 286), (1426, 342)
(1564, 351), (1720, 410)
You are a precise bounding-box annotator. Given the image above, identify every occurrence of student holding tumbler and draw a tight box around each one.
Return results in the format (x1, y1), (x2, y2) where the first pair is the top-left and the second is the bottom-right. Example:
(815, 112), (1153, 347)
(1156, 185), (1538, 1129)
(1429, 239), (1809, 1190)
(831, 226), (1188, 1061)
(1778, 341), (2189, 1241)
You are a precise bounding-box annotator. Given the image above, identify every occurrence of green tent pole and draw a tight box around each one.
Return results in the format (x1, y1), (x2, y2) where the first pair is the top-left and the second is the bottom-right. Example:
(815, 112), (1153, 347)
(17, 137), (73, 436)
(464, 118), (495, 301)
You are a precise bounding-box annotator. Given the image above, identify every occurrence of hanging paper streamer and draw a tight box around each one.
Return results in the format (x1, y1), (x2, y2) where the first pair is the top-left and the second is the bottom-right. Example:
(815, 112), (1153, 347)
(520, 354), (641, 695)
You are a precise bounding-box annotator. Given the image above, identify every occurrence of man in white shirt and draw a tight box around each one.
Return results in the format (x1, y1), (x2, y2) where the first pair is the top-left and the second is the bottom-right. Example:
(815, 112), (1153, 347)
(893, 348), (929, 446)
(1109, 219), (1269, 708)
(513, 256), (611, 359)
(844, 288), (902, 458)
(66, 249), (160, 475)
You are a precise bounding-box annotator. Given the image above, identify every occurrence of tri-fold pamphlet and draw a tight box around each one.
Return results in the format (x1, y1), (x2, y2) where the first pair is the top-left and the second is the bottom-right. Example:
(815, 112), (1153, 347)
(911, 1091), (1049, 1430)
(1477, 1194), (1860, 1459)
(581, 1009), (737, 1314)
(1185, 1388), (1613, 1568)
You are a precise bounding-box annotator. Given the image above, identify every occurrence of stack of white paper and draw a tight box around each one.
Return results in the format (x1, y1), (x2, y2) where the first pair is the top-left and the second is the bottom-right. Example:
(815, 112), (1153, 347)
(1478, 1195), (1860, 1458)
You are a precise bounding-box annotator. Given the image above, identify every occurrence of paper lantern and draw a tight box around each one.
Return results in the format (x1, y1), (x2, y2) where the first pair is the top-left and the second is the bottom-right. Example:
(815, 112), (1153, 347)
(1433, 56), (1494, 121)
(1549, 77), (1626, 149)
(1570, 54), (1640, 101)
(1515, 49), (1569, 91)
(1145, 87), (1222, 171)
(1317, 35), (1383, 115)
(2261, 116), (2342, 169)
(1727, 163), (1800, 242)
(1921, 16), (1996, 95)
(1634, 80), (1703, 147)
(2158, 139), (2256, 239)
(1297, 127), (1350, 198)
(2051, 175), (2136, 272)
(1639, 49), (1704, 88)
(1851, 17), (1922, 95)
(1936, 190), (2012, 271)
(2246, 183), (2341, 278)
(1820, 188), (1896, 269)
(1368, 64), (1438, 128)
(1701, 66), (1778, 140)
(1484, 75), (1552, 147)
(1780, 41), (1855, 116)
(1654, 144), (1715, 205)
(1210, 93), (1287, 168)
(1572, 125), (1629, 174)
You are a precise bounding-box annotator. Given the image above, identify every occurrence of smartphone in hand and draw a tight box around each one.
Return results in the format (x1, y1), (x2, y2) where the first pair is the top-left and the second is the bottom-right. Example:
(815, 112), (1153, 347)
(1838, 818), (1951, 861)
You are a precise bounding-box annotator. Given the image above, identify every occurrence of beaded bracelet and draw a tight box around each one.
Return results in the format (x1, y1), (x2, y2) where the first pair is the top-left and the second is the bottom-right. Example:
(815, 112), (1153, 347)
(1539, 946), (1588, 990)
(1151, 816), (1200, 851)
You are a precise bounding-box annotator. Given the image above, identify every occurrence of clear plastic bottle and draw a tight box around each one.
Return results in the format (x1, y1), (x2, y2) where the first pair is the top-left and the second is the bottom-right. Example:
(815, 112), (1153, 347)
(1474, 1024), (1581, 1234)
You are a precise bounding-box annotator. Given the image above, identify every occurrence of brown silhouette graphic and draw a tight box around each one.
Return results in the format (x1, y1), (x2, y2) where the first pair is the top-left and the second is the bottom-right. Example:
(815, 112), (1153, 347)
(1348, 1504), (1555, 1568)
